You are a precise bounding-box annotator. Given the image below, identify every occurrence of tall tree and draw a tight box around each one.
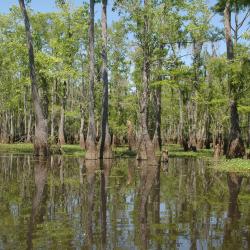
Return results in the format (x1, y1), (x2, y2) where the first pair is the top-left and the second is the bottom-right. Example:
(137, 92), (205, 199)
(85, 0), (97, 159)
(136, 0), (156, 162)
(19, 0), (49, 156)
(224, 0), (245, 158)
(100, 0), (112, 159)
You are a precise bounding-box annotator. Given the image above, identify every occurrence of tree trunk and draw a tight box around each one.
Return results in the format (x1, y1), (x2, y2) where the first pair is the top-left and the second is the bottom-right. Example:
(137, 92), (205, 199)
(10, 112), (14, 143)
(136, 58), (156, 162)
(79, 105), (85, 149)
(100, 0), (112, 159)
(1, 112), (9, 143)
(178, 88), (184, 145)
(248, 113), (250, 148)
(127, 120), (136, 151)
(227, 101), (245, 158)
(27, 112), (32, 143)
(152, 47), (163, 152)
(50, 80), (55, 143)
(58, 105), (65, 145)
(152, 87), (161, 151)
(19, 0), (48, 156)
(188, 40), (203, 150)
(224, 1), (245, 158)
(224, 0), (234, 61)
(58, 80), (66, 145)
(136, 2), (156, 163)
(85, 0), (97, 159)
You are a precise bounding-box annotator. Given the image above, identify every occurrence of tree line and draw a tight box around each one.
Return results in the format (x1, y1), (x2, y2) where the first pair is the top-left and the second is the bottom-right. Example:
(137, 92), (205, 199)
(0, 0), (249, 160)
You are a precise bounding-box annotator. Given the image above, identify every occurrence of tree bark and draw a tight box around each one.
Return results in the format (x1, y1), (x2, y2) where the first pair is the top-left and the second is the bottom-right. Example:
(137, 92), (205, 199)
(27, 112), (32, 143)
(188, 40), (203, 150)
(152, 47), (163, 152)
(224, 1), (245, 158)
(85, 0), (97, 159)
(19, 0), (49, 156)
(224, 0), (234, 61)
(58, 80), (66, 145)
(100, 0), (112, 159)
(136, 0), (156, 163)
(10, 112), (14, 143)
(50, 80), (56, 143)
(227, 101), (245, 158)
(79, 105), (85, 149)
(178, 88), (184, 145)
(127, 120), (136, 151)
(248, 113), (250, 148)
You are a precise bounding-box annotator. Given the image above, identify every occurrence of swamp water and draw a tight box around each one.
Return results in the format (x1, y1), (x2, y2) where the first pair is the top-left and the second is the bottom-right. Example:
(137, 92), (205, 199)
(0, 155), (250, 250)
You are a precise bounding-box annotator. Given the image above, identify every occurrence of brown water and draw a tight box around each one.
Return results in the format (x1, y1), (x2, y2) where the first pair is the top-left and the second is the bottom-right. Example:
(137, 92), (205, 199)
(0, 155), (250, 250)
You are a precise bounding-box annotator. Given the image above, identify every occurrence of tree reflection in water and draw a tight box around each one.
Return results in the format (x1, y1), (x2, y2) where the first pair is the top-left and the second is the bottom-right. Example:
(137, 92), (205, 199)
(0, 155), (250, 249)
(136, 160), (159, 250)
(223, 172), (243, 249)
(27, 158), (48, 250)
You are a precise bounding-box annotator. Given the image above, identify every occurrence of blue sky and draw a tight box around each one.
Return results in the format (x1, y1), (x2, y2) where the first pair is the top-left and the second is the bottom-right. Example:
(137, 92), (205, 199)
(0, 0), (119, 25)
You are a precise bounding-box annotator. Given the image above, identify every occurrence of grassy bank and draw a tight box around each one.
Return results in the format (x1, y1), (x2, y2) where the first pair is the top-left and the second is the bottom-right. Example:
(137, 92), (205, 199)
(166, 144), (213, 158)
(0, 143), (249, 173)
(0, 143), (213, 158)
(0, 143), (136, 158)
(210, 158), (250, 174)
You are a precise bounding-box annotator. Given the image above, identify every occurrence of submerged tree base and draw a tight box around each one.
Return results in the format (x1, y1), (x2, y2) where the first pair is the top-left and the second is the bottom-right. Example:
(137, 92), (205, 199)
(33, 144), (49, 157)
(227, 138), (245, 159)
(103, 147), (113, 159)
(85, 150), (98, 160)
(136, 134), (157, 164)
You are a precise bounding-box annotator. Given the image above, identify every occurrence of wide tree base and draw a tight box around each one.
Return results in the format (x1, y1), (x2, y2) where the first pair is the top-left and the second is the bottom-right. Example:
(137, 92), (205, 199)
(136, 135), (157, 164)
(85, 149), (98, 160)
(226, 138), (245, 159)
(103, 147), (113, 159)
(34, 144), (49, 157)
(214, 143), (223, 159)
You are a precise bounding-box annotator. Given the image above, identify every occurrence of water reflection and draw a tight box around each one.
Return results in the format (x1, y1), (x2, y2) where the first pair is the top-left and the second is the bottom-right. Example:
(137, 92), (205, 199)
(136, 160), (159, 250)
(85, 159), (97, 249)
(0, 155), (249, 249)
(27, 158), (48, 250)
(223, 173), (243, 249)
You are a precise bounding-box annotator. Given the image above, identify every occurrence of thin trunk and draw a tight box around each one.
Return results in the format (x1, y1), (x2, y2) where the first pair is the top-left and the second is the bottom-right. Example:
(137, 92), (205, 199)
(10, 112), (14, 143)
(234, 0), (239, 46)
(50, 80), (55, 142)
(224, 1), (245, 158)
(27, 112), (32, 143)
(58, 80), (66, 145)
(85, 0), (97, 159)
(127, 120), (136, 151)
(58, 105), (65, 145)
(178, 88), (184, 145)
(80, 105), (85, 149)
(224, 1), (234, 61)
(152, 46), (163, 151)
(19, 0), (48, 156)
(2, 112), (9, 143)
(100, 0), (112, 159)
(189, 40), (203, 150)
(79, 59), (86, 149)
(152, 87), (161, 151)
(248, 113), (250, 148)
(24, 89), (27, 137)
